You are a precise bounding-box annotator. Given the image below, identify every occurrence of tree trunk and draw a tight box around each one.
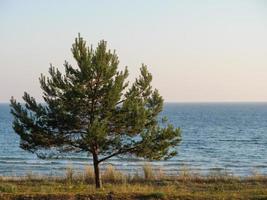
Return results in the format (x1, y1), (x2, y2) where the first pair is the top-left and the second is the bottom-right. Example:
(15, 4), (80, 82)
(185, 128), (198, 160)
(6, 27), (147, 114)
(93, 153), (101, 188)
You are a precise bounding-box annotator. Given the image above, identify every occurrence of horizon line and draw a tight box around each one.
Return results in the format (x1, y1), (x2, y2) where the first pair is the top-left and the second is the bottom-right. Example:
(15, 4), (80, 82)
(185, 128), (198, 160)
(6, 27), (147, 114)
(1, 101), (267, 104)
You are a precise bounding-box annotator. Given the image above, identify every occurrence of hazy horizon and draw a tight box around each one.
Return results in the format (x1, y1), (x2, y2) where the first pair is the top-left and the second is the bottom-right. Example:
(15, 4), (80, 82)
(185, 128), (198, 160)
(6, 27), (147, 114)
(1, 0), (267, 103)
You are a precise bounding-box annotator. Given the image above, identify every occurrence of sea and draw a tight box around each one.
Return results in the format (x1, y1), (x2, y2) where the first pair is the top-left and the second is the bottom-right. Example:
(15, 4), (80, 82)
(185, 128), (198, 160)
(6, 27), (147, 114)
(1, 103), (267, 177)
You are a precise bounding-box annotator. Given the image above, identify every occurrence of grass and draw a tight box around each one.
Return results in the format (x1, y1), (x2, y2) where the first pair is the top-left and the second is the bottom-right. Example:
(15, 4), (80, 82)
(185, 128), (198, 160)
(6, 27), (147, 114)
(0, 165), (267, 200)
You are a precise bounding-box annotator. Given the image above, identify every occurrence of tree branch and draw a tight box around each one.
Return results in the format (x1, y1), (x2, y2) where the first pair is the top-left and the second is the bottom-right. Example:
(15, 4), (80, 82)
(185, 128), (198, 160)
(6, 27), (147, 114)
(98, 143), (142, 163)
(115, 84), (150, 106)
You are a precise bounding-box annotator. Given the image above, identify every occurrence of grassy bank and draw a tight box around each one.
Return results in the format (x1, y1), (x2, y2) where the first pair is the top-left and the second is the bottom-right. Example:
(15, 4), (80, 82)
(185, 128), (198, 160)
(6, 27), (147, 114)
(1, 165), (267, 200)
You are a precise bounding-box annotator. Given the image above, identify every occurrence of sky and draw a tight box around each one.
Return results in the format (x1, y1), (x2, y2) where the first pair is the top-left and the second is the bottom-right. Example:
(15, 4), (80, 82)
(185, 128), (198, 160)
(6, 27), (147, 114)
(0, 0), (267, 103)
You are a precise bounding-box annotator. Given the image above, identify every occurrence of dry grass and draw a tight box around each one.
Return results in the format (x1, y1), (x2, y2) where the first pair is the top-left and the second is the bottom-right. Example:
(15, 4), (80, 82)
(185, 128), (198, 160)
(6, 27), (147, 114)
(0, 166), (267, 199)
(83, 166), (95, 184)
(102, 165), (126, 184)
(142, 163), (154, 180)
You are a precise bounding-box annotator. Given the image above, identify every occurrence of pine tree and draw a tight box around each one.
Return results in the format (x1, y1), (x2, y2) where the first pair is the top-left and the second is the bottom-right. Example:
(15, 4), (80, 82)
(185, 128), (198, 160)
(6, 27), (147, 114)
(10, 34), (181, 188)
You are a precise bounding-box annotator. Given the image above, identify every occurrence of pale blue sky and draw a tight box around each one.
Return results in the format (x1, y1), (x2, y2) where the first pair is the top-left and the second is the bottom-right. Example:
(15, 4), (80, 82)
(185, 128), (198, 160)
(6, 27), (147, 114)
(1, 0), (267, 102)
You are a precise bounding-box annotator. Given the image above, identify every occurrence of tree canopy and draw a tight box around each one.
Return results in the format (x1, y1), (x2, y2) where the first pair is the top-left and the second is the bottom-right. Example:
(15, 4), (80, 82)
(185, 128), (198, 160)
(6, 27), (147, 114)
(10, 34), (182, 188)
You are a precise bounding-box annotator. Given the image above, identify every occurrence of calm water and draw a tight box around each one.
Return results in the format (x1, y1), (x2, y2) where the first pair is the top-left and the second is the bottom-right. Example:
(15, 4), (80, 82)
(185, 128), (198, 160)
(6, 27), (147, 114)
(1, 103), (267, 176)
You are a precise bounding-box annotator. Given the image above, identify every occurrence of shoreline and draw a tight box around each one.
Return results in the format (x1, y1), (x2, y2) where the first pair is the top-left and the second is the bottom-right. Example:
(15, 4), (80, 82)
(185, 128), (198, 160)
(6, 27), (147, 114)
(1, 166), (267, 200)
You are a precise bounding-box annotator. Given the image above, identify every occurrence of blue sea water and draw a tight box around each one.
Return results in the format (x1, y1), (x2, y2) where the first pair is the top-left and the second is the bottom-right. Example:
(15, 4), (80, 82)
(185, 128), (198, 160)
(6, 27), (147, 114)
(0, 103), (267, 176)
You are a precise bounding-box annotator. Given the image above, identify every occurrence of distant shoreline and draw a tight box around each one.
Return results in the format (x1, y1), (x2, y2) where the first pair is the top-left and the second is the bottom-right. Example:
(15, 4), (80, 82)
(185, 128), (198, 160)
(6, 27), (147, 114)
(2, 101), (267, 104)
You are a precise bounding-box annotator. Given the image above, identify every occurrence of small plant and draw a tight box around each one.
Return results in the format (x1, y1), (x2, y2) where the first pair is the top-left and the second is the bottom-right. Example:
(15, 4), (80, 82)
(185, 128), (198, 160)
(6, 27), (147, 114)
(84, 166), (94, 184)
(65, 166), (74, 183)
(102, 165), (125, 183)
(0, 184), (17, 193)
(179, 165), (190, 177)
(143, 163), (154, 180)
(155, 167), (165, 180)
(178, 164), (199, 182)
(141, 192), (166, 199)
